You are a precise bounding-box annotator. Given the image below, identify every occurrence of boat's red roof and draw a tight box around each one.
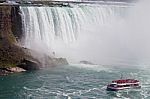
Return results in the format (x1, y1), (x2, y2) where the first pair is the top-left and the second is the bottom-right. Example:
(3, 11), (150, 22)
(112, 79), (139, 84)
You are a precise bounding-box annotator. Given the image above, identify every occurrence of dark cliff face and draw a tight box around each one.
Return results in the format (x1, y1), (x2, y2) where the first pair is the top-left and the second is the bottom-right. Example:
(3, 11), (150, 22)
(0, 6), (25, 68)
(0, 6), (42, 70)
(11, 6), (23, 40)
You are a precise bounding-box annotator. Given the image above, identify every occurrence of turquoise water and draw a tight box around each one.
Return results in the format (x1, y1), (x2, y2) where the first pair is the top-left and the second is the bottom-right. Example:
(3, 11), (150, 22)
(0, 64), (150, 99)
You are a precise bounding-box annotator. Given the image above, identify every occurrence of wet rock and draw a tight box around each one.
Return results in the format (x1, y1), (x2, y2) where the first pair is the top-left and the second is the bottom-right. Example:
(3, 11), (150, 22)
(17, 59), (41, 70)
(6, 67), (26, 72)
(0, 67), (26, 76)
(51, 58), (68, 66)
(0, 68), (9, 76)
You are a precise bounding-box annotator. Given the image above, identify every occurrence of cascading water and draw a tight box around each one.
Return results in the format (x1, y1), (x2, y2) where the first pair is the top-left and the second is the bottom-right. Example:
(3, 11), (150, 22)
(20, 4), (130, 65)
(21, 2), (150, 66)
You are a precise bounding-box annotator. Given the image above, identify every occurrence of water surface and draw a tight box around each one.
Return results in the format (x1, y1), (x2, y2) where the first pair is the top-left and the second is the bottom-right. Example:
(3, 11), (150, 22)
(0, 64), (150, 99)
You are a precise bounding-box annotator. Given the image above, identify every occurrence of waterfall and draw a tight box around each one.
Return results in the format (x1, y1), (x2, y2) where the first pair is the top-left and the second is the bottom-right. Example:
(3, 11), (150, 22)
(20, 4), (131, 64)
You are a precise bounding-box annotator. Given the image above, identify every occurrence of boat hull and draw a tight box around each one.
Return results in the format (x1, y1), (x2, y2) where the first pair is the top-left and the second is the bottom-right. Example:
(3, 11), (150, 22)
(107, 86), (141, 91)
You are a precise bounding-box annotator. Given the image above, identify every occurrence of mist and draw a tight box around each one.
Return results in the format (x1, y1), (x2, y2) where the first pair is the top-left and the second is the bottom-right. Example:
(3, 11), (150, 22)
(21, 0), (150, 66)
(52, 1), (150, 65)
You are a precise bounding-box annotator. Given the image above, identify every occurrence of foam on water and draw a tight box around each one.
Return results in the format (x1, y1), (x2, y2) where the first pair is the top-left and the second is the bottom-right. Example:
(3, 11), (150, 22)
(70, 63), (111, 72)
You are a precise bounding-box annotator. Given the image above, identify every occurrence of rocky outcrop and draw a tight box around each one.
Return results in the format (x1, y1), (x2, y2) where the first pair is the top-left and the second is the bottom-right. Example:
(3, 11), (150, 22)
(51, 58), (68, 66)
(17, 59), (41, 70)
(22, 48), (68, 69)
(44, 56), (68, 67)
(6, 67), (26, 72)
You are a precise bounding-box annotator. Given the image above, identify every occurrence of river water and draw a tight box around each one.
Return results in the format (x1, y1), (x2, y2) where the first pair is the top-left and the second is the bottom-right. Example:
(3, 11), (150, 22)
(0, 64), (150, 99)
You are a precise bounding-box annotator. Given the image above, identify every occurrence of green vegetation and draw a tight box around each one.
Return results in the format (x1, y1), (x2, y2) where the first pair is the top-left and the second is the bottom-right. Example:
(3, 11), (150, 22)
(0, 63), (16, 68)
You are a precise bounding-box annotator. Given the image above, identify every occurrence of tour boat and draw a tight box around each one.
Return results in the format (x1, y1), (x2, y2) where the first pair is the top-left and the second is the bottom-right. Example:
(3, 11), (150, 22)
(107, 79), (141, 91)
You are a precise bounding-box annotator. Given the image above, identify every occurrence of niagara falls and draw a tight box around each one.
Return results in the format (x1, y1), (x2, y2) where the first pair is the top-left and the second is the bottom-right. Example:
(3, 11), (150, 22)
(0, 0), (150, 98)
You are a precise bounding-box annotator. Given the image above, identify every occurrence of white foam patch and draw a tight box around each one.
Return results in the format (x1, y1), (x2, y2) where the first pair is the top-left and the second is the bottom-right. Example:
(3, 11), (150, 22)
(69, 63), (111, 72)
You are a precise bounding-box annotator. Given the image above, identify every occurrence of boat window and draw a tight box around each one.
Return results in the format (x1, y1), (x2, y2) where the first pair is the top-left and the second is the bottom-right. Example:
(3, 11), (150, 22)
(110, 84), (116, 87)
(117, 85), (130, 87)
(123, 85), (130, 87)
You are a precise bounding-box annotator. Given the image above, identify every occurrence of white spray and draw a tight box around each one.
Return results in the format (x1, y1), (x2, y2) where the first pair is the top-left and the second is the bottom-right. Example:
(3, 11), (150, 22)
(21, 1), (150, 66)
